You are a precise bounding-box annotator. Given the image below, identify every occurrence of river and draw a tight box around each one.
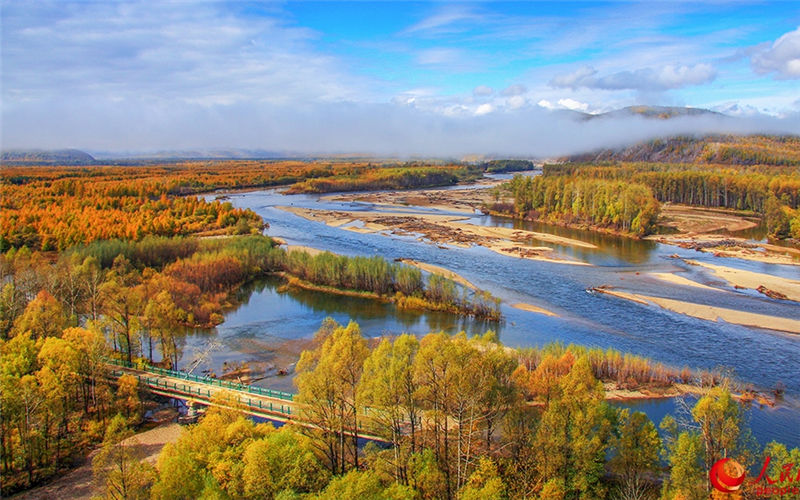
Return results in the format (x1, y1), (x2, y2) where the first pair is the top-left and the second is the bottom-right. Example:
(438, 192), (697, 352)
(185, 183), (800, 448)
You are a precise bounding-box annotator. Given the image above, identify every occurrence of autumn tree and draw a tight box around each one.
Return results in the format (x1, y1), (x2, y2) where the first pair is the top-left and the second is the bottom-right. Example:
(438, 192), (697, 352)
(659, 414), (705, 500)
(100, 256), (143, 363)
(92, 414), (156, 500)
(11, 290), (67, 340)
(609, 410), (661, 500)
(532, 356), (613, 499)
(296, 320), (369, 474)
(358, 334), (422, 483)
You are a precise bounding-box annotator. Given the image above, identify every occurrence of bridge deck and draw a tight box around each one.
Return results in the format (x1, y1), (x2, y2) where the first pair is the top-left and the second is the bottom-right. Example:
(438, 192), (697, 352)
(107, 361), (388, 442)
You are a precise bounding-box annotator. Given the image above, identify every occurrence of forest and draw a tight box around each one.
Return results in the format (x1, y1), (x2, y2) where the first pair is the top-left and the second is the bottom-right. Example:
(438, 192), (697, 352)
(492, 136), (800, 239)
(0, 161), (485, 251)
(88, 319), (799, 500)
(0, 234), (502, 494)
(494, 175), (661, 236)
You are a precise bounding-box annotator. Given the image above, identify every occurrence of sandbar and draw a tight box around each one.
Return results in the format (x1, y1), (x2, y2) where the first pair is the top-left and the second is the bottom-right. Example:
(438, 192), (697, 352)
(685, 260), (800, 302)
(511, 302), (560, 317)
(274, 206), (590, 266)
(286, 245), (324, 256)
(649, 272), (722, 292)
(595, 288), (800, 334)
(396, 259), (477, 289)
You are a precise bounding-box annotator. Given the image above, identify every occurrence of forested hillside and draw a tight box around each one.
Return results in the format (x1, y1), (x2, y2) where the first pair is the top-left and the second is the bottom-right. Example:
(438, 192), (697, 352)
(569, 135), (800, 166)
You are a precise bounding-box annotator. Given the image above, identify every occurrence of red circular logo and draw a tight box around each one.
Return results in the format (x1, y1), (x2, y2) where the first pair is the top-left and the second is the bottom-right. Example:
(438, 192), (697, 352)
(710, 458), (747, 493)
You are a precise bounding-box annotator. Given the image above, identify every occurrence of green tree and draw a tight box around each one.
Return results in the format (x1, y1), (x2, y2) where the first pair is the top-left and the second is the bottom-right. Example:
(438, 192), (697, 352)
(459, 456), (507, 500)
(242, 427), (330, 498)
(659, 415), (705, 500)
(296, 320), (369, 474)
(313, 469), (414, 500)
(358, 334), (421, 483)
(532, 356), (612, 499)
(92, 414), (155, 500)
(609, 410), (661, 500)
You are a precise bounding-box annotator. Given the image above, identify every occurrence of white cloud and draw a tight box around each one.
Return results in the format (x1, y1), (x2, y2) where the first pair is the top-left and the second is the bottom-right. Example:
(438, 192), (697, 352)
(751, 27), (800, 79)
(537, 99), (556, 110)
(404, 7), (481, 35)
(550, 63), (716, 91)
(557, 98), (589, 112)
(475, 103), (494, 115)
(1, 2), (372, 107)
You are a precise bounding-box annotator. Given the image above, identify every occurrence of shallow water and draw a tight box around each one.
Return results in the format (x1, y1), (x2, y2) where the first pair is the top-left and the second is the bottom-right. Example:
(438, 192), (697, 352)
(188, 185), (800, 447)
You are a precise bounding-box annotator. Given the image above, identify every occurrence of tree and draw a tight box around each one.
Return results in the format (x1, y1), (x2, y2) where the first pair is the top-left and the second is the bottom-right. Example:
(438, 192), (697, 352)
(660, 415), (705, 500)
(296, 320), (369, 474)
(116, 375), (142, 425)
(92, 415), (155, 500)
(11, 290), (67, 340)
(100, 256), (143, 363)
(691, 386), (751, 467)
(609, 410), (661, 500)
(459, 457), (507, 500)
(242, 428), (330, 498)
(313, 469), (414, 500)
(532, 356), (613, 499)
(358, 334), (421, 483)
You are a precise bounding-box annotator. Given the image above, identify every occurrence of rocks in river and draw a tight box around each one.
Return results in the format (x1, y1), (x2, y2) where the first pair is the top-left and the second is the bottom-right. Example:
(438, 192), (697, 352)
(756, 285), (790, 300)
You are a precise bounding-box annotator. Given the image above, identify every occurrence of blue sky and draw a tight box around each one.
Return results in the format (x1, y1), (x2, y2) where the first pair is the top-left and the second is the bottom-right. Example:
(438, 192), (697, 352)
(2, 1), (800, 155)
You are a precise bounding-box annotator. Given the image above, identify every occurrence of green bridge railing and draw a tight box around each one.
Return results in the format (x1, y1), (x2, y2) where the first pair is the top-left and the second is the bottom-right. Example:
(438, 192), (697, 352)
(106, 358), (294, 402)
(110, 369), (294, 417)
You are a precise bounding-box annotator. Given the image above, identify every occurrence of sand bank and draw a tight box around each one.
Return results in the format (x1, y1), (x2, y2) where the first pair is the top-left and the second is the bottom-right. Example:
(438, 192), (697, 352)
(685, 260), (800, 302)
(658, 204), (759, 234)
(649, 272), (721, 292)
(397, 259), (477, 289)
(511, 302), (560, 317)
(285, 245), (324, 256)
(594, 288), (800, 334)
(321, 183), (501, 214)
(275, 206), (589, 266)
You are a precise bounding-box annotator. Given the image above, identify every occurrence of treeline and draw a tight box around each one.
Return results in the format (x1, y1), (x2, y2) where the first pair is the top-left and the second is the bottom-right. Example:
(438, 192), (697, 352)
(286, 165), (481, 194)
(542, 161), (800, 239)
(569, 134), (800, 167)
(480, 159), (536, 173)
(0, 161), (484, 252)
(495, 175), (660, 235)
(544, 162), (800, 211)
(95, 320), (799, 499)
(0, 176), (265, 251)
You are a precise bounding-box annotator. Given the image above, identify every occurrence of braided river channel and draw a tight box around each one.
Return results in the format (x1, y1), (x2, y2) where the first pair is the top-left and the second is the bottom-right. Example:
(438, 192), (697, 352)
(187, 182), (800, 448)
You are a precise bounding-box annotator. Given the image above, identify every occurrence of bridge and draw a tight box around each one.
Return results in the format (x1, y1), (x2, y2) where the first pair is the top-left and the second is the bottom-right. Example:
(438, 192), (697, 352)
(106, 359), (387, 442)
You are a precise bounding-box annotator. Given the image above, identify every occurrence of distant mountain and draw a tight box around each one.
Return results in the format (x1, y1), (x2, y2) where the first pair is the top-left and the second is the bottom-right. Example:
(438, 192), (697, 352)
(1, 149), (96, 165)
(566, 134), (800, 166)
(592, 105), (723, 120)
